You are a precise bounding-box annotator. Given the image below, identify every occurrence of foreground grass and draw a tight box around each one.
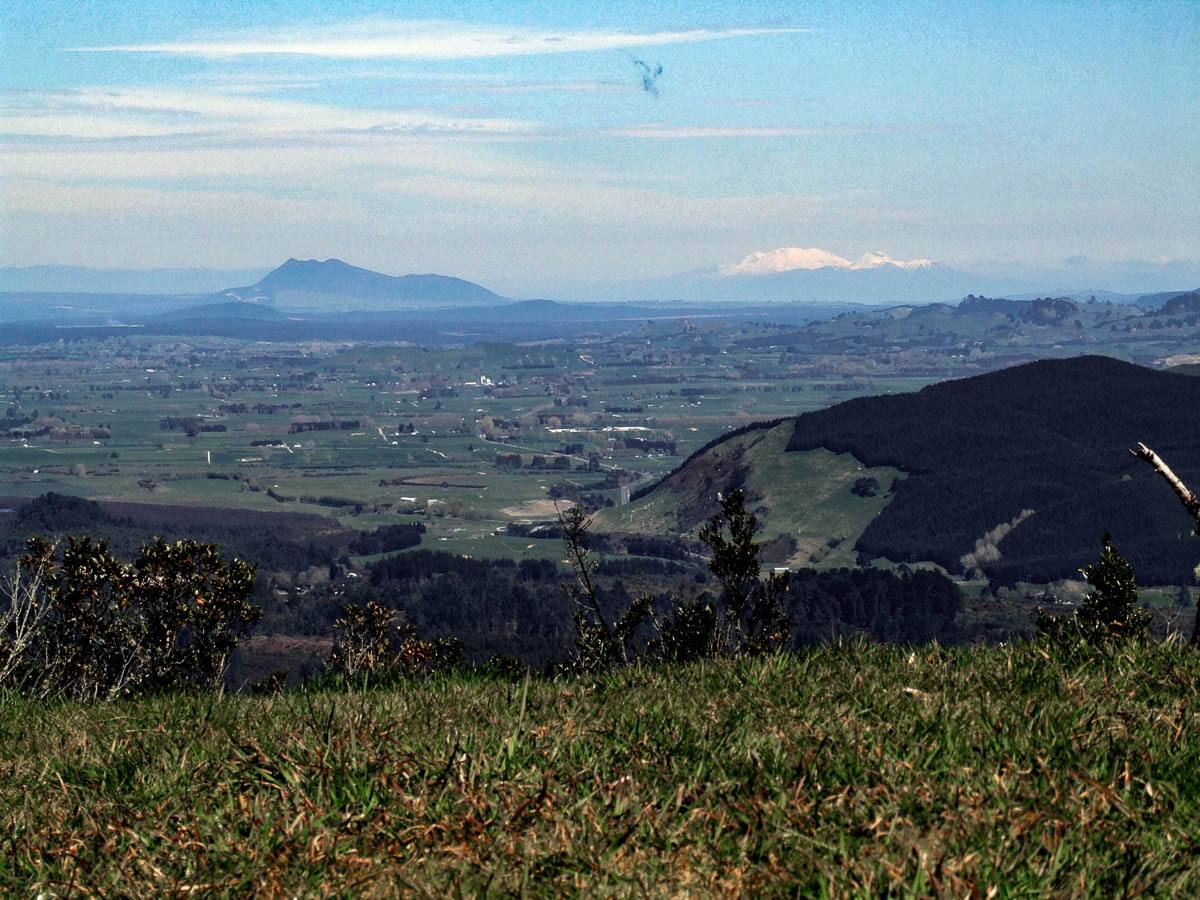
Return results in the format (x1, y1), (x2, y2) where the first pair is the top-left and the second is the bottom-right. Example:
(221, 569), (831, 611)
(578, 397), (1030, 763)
(3, 640), (1199, 897)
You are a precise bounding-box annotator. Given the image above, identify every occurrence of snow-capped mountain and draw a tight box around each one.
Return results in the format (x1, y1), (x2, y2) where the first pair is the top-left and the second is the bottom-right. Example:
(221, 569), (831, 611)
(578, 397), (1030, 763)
(579, 246), (977, 303)
(848, 251), (935, 271)
(718, 247), (853, 275)
(717, 247), (935, 277)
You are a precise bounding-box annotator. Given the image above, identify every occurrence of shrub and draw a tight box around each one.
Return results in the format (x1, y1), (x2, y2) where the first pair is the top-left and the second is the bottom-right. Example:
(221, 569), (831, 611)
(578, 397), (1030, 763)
(851, 476), (880, 497)
(327, 599), (463, 682)
(564, 488), (791, 670)
(695, 489), (791, 656)
(653, 599), (718, 662)
(1, 536), (259, 700)
(560, 505), (652, 671)
(480, 653), (530, 680)
(1038, 533), (1151, 648)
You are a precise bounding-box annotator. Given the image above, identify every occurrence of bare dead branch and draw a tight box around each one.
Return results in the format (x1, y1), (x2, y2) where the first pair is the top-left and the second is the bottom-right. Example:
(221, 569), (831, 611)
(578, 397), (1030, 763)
(1130, 442), (1200, 646)
(1130, 442), (1200, 534)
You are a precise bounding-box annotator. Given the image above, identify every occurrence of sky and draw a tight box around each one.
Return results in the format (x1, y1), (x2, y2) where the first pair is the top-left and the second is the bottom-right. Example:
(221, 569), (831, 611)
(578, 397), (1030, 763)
(1, 1), (1197, 296)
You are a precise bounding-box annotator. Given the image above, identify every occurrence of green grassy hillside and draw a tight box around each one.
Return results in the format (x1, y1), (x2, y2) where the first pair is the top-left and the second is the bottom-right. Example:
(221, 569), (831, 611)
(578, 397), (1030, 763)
(603, 357), (1200, 585)
(4, 641), (1199, 897)
(596, 420), (903, 569)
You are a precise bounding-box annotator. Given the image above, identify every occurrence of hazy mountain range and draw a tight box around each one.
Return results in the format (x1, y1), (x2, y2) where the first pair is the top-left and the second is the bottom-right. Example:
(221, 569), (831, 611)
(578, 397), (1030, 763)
(575, 248), (1200, 304)
(1, 256), (1196, 342)
(4, 249), (1199, 305)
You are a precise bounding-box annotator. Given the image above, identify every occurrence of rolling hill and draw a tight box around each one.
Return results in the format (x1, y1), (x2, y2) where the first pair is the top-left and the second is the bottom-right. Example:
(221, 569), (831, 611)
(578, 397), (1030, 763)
(1136, 287), (1200, 310)
(154, 300), (288, 324)
(602, 356), (1200, 585)
(730, 293), (1200, 361)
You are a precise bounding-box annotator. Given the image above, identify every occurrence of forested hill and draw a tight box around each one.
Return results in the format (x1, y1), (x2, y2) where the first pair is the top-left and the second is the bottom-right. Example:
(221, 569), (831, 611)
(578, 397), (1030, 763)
(786, 355), (1200, 583)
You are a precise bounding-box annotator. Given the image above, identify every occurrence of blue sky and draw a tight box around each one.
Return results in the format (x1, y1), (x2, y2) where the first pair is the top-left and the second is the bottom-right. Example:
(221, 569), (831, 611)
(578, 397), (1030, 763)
(1, 1), (1196, 295)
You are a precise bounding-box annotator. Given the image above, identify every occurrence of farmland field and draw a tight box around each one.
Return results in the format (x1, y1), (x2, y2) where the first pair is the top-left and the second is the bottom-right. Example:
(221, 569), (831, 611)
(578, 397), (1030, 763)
(0, 324), (945, 558)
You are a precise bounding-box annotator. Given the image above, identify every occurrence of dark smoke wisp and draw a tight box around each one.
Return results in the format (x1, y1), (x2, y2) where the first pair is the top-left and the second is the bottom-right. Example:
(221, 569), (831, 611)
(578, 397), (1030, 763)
(633, 58), (663, 96)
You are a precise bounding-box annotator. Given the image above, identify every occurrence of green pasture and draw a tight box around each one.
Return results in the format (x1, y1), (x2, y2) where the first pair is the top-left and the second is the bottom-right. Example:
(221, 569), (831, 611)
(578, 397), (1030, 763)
(597, 421), (903, 570)
(0, 332), (999, 565)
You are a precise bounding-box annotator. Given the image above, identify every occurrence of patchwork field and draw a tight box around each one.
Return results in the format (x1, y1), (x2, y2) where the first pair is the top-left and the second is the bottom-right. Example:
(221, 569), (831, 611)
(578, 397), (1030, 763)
(0, 330), (938, 560)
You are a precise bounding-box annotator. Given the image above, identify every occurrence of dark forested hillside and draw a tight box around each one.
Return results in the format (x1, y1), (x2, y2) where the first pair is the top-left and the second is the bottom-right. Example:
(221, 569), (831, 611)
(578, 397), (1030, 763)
(785, 356), (1200, 583)
(0, 493), (349, 614)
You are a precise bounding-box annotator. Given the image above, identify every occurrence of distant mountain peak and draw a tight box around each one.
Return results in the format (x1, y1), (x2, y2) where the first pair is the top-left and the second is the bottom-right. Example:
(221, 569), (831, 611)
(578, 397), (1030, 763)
(220, 258), (505, 311)
(718, 247), (852, 276)
(258, 257), (386, 292)
(851, 251), (935, 271)
(717, 246), (936, 277)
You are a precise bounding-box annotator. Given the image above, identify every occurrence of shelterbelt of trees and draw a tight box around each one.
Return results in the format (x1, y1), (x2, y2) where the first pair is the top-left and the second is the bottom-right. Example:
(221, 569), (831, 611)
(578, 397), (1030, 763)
(335, 546), (962, 667)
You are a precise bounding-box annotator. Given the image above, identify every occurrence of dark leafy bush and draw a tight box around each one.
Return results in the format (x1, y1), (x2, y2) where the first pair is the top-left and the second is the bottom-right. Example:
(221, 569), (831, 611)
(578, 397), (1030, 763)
(1, 536), (259, 699)
(653, 599), (719, 662)
(1038, 533), (1151, 649)
(696, 489), (791, 656)
(851, 477), (880, 498)
(327, 599), (464, 682)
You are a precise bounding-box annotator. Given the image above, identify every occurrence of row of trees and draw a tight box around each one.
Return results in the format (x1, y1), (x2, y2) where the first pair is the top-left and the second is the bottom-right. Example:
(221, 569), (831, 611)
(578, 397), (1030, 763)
(0, 514), (1166, 702)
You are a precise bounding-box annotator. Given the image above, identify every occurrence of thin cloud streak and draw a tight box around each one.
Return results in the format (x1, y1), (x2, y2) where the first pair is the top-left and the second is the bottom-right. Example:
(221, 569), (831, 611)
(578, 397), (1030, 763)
(71, 22), (809, 59)
(0, 87), (537, 140)
(602, 124), (928, 139)
(0, 138), (586, 183)
(177, 70), (628, 93)
(441, 81), (635, 95)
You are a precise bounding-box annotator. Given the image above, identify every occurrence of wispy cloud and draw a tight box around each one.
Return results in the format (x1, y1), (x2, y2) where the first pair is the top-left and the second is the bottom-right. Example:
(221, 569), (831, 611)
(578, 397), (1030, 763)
(0, 87), (535, 140)
(0, 138), (561, 183)
(602, 124), (916, 139)
(1, 179), (318, 219)
(176, 70), (632, 95)
(441, 81), (635, 96)
(71, 21), (808, 59)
